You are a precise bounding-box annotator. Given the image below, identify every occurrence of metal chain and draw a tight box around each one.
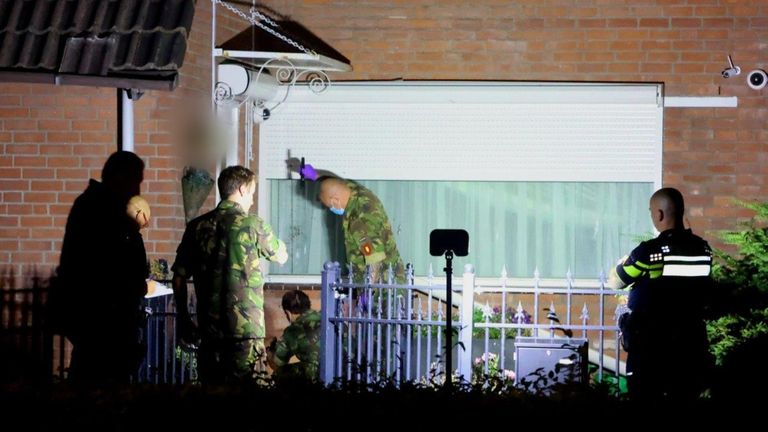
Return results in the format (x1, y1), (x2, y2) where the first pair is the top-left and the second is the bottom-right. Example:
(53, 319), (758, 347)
(214, 0), (315, 56)
(249, 5), (278, 28)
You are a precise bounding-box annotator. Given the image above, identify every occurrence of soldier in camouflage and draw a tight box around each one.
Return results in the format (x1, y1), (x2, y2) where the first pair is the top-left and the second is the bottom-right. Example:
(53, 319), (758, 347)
(268, 290), (321, 381)
(318, 177), (404, 283)
(172, 166), (288, 385)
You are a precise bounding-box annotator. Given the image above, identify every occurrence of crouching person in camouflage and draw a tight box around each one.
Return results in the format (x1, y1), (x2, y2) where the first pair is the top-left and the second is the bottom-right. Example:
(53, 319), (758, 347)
(268, 290), (321, 382)
(172, 166), (288, 385)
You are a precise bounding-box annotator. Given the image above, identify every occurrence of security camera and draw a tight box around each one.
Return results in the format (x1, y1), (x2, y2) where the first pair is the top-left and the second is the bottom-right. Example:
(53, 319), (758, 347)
(260, 107), (271, 121)
(253, 100), (272, 123)
(721, 54), (741, 78)
(722, 67), (741, 78)
(747, 69), (767, 90)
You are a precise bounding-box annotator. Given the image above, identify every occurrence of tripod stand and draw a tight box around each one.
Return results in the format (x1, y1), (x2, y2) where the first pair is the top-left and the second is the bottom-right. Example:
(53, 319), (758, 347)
(429, 229), (469, 390)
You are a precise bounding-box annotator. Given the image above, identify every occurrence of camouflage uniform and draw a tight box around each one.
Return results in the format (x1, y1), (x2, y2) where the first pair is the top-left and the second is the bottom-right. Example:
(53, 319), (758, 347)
(172, 200), (284, 384)
(271, 309), (321, 381)
(343, 181), (405, 283)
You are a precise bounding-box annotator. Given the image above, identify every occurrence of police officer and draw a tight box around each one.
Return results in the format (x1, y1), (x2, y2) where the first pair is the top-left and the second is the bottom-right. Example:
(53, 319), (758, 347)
(172, 165), (288, 384)
(318, 177), (404, 283)
(608, 187), (714, 401)
(268, 290), (321, 381)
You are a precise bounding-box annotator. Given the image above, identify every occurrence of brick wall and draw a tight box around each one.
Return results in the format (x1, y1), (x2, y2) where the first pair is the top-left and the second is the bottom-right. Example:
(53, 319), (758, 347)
(0, 2), (216, 281)
(2, 0), (767, 281)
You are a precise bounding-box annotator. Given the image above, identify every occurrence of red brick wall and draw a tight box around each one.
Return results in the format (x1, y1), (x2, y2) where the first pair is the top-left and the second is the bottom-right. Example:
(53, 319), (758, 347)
(260, 0), (767, 239)
(0, 2), (217, 281)
(2, 0), (767, 280)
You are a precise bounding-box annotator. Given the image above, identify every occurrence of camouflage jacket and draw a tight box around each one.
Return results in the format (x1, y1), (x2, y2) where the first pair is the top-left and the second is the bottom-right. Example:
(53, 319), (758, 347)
(272, 309), (321, 381)
(342, 181), (404, 282)
(172, 200), (284, 340)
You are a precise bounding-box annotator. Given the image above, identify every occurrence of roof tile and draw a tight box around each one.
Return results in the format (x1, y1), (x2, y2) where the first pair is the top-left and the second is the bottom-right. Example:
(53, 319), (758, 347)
(0, 0), (194, 87)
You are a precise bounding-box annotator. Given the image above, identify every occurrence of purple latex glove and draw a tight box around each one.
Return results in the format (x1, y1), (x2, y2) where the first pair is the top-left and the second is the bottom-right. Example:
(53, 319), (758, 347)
(300, 163), (318, 181)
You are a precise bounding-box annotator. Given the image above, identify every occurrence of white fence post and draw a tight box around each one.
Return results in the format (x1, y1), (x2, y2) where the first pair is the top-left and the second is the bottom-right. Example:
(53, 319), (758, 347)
(459, 264), (475, 383)
(319, 261), (339, 385)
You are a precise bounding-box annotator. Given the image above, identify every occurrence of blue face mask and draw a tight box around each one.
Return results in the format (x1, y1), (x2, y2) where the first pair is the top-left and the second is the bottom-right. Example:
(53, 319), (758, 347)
(330, 206), (345, 216)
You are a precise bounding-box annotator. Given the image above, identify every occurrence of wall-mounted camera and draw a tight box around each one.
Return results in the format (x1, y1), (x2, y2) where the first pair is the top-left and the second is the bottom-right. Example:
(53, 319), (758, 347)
(253, 102), (271, 123)
(721, 54), (741, 78)
(747, 69), (767, 90)
(722, 67), (740, 79)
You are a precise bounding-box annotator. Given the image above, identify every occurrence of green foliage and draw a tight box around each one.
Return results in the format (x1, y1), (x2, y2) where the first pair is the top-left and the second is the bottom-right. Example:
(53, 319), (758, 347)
(174, 346), (199, 382)
(470, 352), (515, 385)
(712, 200), (768, 299)
(707, 307), (768, 366)
(472, 306), (532, 339)
(707, 200), (768, 369)
(590, 364), (628, 395)
(149, 258), (170, 281)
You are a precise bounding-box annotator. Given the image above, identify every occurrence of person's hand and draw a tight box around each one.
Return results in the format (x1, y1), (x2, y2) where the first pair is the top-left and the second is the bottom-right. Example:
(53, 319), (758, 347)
(274, 240), (289, 265)
(300, 163), (317, 181)
(605, 256), (629, 290)
(127, 196), (151, 229)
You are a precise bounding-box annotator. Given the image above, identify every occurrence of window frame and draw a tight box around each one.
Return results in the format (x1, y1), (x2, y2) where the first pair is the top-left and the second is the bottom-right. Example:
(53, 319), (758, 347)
(257, 81), (663, 284)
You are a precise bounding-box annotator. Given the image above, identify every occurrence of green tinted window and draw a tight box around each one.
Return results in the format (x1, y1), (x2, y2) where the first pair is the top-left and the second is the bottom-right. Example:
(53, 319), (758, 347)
(268, 180), (653, 279)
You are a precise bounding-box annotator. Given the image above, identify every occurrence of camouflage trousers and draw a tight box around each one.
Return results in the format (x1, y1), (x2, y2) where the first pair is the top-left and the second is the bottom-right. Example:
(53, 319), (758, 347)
(198, 337), (268, 385)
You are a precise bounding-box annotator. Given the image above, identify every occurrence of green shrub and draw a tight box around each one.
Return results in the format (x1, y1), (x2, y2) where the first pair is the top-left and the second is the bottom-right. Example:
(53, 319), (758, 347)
(707, 200), (768, 394)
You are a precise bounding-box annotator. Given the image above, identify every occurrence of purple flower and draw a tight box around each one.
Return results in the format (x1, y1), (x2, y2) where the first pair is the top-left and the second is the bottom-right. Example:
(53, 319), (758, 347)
(512, 308), (532, 324)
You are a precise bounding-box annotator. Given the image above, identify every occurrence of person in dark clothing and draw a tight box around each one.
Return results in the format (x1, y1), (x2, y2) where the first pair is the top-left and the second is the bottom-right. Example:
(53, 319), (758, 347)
(53, 151), (148, 384)
(608, 187), (714, 401)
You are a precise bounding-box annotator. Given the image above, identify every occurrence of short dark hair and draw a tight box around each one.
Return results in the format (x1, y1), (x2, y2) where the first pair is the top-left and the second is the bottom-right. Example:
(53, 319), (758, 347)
(281, 290), (311, 315)
(218, 166), (256, 197)
(101, 151), (144, 185)
(652, 187), (685, 220)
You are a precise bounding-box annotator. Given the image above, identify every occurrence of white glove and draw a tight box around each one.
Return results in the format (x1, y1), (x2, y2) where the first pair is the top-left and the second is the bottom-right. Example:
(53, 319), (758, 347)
(606, 255), (629, 289)
(274, 240), (288, 265)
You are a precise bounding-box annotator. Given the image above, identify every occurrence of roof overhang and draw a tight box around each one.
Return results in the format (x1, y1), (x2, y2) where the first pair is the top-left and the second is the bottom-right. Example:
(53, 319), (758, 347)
(216, 20), (352, 73)
(213, 48), (351, 73)
(0, 71), (179, 91)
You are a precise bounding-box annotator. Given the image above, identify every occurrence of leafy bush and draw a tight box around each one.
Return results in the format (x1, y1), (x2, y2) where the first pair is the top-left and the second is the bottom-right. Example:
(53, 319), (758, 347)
(149, 258), (170, 281)
(707, 200), (768, 396)
(471, 352), (515, 384)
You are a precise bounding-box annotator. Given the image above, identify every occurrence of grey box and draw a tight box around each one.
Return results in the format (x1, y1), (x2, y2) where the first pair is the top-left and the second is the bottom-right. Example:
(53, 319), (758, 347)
(514, 337), (588, 390)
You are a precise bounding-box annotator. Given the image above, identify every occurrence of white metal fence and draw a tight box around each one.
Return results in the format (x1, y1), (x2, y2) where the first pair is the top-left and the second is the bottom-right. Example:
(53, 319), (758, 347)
(319, 261), (627, 389)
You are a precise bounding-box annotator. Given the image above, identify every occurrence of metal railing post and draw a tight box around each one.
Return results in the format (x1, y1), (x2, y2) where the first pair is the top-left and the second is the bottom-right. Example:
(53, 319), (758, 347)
(459, 264), (475, 383)
(319, 261), (339, 384)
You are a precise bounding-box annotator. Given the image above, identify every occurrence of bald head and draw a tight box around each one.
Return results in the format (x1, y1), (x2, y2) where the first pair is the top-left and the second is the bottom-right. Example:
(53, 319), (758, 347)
(318, 177), (351, 211)
(650, 187), (685, 231)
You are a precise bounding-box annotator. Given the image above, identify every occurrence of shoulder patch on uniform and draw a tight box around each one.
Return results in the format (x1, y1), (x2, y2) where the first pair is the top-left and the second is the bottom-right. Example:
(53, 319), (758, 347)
(360, 241), (373, 256)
